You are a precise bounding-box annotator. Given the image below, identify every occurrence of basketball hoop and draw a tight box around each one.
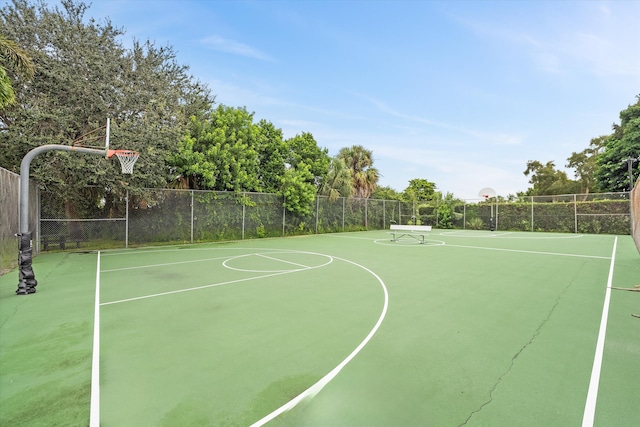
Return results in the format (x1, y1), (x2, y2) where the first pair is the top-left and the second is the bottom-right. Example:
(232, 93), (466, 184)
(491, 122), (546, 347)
(478, 187), (496, 200)
(108, 149), (139, 174)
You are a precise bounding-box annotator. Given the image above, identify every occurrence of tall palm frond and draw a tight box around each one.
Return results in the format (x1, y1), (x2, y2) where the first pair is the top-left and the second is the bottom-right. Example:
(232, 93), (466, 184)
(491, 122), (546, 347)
(0, 36), (35, 107)
(337, 145), (379, 199)
(320, 157), (352, 201)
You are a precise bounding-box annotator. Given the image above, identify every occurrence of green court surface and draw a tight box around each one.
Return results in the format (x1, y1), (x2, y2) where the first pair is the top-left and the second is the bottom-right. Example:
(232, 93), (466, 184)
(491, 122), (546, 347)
(1, 230), (638, 426)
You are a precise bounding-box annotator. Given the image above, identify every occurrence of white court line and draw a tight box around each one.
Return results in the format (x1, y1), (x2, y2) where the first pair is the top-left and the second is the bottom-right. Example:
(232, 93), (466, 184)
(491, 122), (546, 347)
(101, 255), (232, 273)
(223, 252), (332, 273)
(256, 253), (311, 269)
(89, 251), (101, 427)
(438, 231), (585, 239)
(443, 243), (610, 260)
(249, 255), (389, 427)
(324, 232), (604, 258)
(582, 236), (617, 426)
(320, 234), (379, 241)
(101, 269), (307, 306)
(100, 245), (287, 257)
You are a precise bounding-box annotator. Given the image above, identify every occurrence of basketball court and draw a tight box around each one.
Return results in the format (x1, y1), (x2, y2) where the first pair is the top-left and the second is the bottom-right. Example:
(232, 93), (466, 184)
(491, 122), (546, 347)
(1, 229), (638, 426)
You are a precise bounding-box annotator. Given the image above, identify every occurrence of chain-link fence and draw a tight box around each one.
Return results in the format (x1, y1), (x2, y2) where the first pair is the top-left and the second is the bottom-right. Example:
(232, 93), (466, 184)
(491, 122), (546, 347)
(1, 167), (38, 273)
(492, 193), (630, 234)
(2, 179), (635, 258)
(37, 189), (416, 249)
(413, 193), (632, 234)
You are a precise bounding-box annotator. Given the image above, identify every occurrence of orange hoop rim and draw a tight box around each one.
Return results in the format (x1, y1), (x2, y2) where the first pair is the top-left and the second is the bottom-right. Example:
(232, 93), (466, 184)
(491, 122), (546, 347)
(107, 149), (139, 159)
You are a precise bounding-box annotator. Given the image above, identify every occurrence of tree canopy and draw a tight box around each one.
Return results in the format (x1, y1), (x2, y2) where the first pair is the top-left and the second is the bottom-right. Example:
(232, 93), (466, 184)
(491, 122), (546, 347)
(0, 0), (213, 210)
(595, 96), (640, 192)
(337, 145), (379, 199)
(1, 0), (638, 210)
(0, 34), (35, 108)
(172, 106), (264, 191)
(403, 178), (436, 202)
(566, 135), (606, 194)
(319, 156), (352, 201)
(523, 160), (580, 196)
(171, 105), (330, 214)
(524, 95), (639, 196)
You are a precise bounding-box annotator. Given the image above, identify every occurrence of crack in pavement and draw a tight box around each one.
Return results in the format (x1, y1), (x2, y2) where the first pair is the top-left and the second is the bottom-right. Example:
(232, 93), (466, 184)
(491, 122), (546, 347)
(458, 273), (578, 426)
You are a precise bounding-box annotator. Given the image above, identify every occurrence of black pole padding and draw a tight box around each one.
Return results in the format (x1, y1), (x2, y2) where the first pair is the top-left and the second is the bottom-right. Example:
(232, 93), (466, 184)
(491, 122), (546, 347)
(16, 232), (38, 295)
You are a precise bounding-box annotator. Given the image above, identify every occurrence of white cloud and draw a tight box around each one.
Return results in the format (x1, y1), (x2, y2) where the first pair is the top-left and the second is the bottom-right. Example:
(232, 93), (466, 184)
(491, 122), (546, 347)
(369, 144), (529, 199)
(452, 3), (640, 77)
(363, 95), (523, 146)
(200, 35), (274, 61)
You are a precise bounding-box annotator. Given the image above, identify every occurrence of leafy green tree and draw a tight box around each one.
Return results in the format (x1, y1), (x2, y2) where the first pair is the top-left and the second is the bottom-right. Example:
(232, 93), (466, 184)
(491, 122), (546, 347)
(371, 185), (402, 200)
(337, 145), (379, 199)
(172, 106), (261, 191)
(255, 119), (286, 193)
(436, 192), (460, 229)
(0, 35), (35, 108)
(403, 178), (436, 202)
(171, 107), (327, 216)
(284, 132), (330, 187)
(523, 160), (579, 195)
(281, 164), (315, 216)
(595, 95), (640, 192)
(279, 132), (329, 214)
(566, 136), (606, 194)
(0, 0), (212, 213)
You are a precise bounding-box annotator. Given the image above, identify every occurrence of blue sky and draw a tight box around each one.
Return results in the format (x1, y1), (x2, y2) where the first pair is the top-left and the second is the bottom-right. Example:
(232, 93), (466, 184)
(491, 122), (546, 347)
(80, 1), (639, 199)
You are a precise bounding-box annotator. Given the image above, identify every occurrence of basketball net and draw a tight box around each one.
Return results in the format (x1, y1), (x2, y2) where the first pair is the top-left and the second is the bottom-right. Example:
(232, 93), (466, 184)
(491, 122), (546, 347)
(108, 149), (139, 174)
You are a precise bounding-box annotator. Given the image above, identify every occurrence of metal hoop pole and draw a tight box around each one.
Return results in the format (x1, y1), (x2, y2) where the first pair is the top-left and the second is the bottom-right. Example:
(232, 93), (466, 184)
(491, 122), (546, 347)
(17, 144), (106, 295)
(20, 145), (106, 233)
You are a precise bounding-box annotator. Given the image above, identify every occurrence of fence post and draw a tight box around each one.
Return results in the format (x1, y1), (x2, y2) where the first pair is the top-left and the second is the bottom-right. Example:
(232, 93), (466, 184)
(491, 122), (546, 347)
(242, 192), (246, 240)
(574, 194), (577, 233)
(315, 196), (319, 234)
(191, 190), (194, 243)
(530, 196), (534, 232)
(282, 196), (286, 236)
(342, 197), (345, 231)
(125, 189), (129, 248)
(413, 201), (416, 224)
(463, 202), (466, 230)
(365, 198), (368, 230)
(382, 200), (386, 229)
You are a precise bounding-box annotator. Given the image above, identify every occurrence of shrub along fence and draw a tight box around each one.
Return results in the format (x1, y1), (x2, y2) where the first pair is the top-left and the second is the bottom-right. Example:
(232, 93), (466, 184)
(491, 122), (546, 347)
(11, 186), (634, 254)
(468, 193), (631, 234)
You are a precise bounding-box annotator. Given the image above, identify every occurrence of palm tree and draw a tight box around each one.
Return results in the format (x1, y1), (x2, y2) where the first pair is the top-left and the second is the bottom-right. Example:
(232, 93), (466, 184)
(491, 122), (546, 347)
(0, 36), (35, 108)
(319, 157), (352, 201)
(337, 145), (380, 199)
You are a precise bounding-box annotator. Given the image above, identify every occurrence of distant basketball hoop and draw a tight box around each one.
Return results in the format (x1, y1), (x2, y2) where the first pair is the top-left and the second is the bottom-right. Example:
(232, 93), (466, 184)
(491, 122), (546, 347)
(478, 187), (497, 231)
(478, 187), (496, 199)
(108, 149), (140, 174)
